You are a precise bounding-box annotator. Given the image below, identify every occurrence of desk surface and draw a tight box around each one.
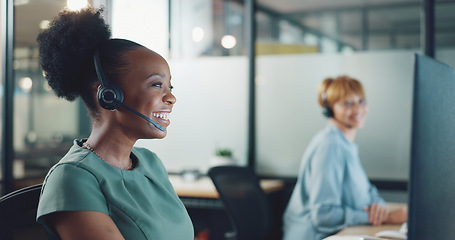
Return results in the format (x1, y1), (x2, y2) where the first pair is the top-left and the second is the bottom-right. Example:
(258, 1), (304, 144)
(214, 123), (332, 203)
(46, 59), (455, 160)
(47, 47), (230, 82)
(169, 175), (285, 198)
(335, 203), (406, 239)
(336, 224), (401, 237)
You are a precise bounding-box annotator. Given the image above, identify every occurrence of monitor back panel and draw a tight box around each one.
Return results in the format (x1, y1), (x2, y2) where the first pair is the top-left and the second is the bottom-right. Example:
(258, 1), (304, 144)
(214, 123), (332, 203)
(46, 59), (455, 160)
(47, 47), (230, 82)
(408, 54), (455, 239)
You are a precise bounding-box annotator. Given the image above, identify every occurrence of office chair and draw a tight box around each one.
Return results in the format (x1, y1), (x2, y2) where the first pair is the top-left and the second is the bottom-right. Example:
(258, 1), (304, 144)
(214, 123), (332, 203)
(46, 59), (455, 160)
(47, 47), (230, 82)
(0, 184), (46, 240)
(208, 166), (273, 240)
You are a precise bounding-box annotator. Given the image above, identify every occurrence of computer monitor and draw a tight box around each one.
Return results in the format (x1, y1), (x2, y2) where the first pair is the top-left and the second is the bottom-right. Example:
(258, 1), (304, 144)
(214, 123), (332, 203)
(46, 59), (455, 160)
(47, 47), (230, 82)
(408, 54), (455, 239)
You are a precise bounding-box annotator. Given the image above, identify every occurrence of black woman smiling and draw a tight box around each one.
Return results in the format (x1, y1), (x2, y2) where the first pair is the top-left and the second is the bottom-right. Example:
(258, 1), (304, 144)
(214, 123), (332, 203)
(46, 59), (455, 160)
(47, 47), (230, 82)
(35, 7), (193, 240)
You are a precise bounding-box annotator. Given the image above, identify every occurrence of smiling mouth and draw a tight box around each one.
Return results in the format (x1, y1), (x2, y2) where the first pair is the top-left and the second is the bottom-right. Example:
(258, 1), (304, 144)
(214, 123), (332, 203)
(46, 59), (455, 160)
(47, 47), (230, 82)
(152, 112), (170, 120)
(349, 115), (366, 123)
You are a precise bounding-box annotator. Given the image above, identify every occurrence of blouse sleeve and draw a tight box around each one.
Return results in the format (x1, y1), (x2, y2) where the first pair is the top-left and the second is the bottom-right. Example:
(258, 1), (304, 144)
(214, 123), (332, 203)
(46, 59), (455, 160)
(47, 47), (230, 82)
(308, 138), (369, 234)
(36, 163), (109, 230)
(369, 183), (386, 206)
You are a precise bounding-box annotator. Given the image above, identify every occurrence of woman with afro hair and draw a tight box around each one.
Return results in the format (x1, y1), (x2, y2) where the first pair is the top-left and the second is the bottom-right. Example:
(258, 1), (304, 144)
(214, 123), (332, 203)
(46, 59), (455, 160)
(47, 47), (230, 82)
(36, 7), (194, 240)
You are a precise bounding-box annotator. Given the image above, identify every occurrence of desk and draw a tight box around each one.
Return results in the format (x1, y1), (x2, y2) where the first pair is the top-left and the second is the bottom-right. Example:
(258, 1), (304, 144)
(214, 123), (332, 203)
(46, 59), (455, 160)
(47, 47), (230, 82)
(169, 175), (285, 198)
(335, 203), (406, 239)
(336, 224), (401, 236)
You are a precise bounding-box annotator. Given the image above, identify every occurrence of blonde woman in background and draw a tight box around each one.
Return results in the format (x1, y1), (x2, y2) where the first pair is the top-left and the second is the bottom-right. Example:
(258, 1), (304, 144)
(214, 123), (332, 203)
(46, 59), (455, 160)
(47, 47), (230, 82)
(282, 76), (407, 240)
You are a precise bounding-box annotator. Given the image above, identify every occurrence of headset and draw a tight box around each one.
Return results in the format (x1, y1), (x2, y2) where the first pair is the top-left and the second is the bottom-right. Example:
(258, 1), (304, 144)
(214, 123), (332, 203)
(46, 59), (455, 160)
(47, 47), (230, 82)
(321, 91), (334, 118)
(93, 49), (165, 131)
(322, 90), (354, 129)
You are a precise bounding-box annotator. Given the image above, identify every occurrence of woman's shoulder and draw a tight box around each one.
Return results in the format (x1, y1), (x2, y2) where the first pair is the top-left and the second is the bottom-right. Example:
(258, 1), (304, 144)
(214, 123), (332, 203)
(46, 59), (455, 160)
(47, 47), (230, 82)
(49, 141), (106, 174)
(132, 146), (161, 167)
(132, 147), (168, 173)
(304, 125), (349, 164)
(132, 146), (159, 159)
(43, 140), (122, 188)
(46, 143), (90, 172)
(44, 153), (101, 188)
(311, 125), (345, 148)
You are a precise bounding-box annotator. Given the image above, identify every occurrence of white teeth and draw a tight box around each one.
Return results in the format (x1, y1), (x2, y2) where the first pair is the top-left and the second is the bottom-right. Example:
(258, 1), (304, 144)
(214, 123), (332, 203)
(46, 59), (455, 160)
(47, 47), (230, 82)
(153, 112), (170, 120)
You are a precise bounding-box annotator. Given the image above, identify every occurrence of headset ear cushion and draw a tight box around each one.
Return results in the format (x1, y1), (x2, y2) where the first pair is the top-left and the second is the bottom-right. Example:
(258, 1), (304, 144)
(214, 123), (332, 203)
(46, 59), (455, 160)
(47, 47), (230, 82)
(323, 107), (334, 118)
(97, 85), (124, 110)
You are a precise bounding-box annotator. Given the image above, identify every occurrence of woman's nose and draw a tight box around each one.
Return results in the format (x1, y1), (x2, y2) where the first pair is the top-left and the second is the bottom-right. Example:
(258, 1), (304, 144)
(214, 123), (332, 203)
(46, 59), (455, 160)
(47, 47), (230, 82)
(352, 101), (367, 112)
(164, 90), (176, 105)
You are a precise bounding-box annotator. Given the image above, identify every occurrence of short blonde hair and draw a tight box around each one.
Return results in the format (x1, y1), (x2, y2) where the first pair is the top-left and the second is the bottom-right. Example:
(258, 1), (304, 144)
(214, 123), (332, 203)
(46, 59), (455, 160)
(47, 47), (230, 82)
(317, 76), (365, 108)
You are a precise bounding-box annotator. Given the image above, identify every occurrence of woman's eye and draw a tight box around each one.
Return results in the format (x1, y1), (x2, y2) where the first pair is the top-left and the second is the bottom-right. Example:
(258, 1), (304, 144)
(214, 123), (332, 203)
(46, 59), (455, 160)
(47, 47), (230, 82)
(152, 82), (163, 88)
(169, 85), (174, 92)
(344, 101), (353, 107)
(359, 99), (367, 105)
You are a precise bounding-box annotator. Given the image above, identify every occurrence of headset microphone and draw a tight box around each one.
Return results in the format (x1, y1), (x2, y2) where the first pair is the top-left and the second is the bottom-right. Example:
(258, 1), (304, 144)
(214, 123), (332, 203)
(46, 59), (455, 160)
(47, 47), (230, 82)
(117, 101), (165, 131)
(93, 50), (165, 131)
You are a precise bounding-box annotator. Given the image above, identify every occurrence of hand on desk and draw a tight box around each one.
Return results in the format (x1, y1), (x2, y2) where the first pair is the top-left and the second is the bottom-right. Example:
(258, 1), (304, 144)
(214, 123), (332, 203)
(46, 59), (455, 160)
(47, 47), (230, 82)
(364, 203), (408, 226)
(384, 206), (408, 224)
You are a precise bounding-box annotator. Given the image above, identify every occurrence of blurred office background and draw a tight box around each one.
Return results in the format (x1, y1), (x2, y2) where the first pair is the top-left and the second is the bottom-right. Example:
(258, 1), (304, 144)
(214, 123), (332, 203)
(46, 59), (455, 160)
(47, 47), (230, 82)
(1, 0), (455, 203)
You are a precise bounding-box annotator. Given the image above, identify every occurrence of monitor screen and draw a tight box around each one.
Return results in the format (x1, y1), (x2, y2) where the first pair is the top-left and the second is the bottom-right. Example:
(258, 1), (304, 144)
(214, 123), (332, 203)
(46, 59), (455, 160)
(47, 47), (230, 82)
(408, 54), (455, 239)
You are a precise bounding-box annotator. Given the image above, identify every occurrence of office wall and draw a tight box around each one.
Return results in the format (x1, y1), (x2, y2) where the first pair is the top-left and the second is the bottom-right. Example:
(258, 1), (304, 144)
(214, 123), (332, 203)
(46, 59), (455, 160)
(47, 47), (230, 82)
(256, 51), (415, 180)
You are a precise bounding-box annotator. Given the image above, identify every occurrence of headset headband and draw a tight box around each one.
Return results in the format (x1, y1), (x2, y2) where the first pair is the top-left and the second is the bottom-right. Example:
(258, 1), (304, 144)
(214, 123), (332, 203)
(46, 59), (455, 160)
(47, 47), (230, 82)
(93, 49), (109, 87)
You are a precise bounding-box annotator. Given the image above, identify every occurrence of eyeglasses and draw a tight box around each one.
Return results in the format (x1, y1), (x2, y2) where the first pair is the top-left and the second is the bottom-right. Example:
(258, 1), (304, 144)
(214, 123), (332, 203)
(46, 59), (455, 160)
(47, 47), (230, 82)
(341, 99), (367, 108)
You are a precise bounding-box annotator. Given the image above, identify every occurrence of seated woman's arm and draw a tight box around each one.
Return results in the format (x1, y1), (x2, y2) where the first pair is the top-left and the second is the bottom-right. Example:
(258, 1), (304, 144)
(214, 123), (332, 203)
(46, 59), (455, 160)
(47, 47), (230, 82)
(308, 140), (370, 233)
(47, 211), (125, 240)
(365, 203), (408, 225)
(385, 206), (408, 224)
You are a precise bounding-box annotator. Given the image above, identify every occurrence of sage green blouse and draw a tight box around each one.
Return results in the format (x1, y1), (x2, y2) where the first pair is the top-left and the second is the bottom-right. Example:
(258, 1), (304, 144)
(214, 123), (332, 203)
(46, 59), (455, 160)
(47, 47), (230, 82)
(37, 139), (194, 240)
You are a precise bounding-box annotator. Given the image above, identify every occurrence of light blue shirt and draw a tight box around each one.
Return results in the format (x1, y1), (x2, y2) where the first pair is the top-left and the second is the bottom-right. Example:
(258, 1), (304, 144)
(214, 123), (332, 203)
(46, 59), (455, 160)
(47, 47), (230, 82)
(283, 122), (385, 240)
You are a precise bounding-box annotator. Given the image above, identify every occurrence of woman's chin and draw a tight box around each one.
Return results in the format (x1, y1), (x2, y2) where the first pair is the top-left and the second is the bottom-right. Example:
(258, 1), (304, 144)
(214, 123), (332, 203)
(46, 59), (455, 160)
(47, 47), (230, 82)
(155, 130), (168, 139)
(352, 121), (366, 129)
(142, 130), (167, 140)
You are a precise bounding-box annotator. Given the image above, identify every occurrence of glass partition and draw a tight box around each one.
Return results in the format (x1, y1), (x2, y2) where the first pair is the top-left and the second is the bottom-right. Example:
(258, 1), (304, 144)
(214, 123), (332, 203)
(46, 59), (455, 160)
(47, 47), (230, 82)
(435, 1), (455, 68)
(169, 0), (246, 58)
(11, 0), (94, 189)
(255, 2), (422, 181)
(256, 2), (421, 54)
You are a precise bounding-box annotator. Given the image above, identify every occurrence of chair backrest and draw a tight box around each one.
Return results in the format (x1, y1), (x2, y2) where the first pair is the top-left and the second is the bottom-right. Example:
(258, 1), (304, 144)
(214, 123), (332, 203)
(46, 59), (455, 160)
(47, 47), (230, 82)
(0, 184), (46, 240)
(208, 166), (273, 240)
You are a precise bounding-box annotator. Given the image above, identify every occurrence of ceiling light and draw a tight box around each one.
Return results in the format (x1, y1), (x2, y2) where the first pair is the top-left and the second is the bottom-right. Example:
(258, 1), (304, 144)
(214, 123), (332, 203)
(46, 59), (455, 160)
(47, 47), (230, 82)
(192, 27), (204, 42)
(66, 0), (88, 11)
(39, 20), (50, 30)
(221, 35), (237, 49)
(19, 77), (33, 92)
